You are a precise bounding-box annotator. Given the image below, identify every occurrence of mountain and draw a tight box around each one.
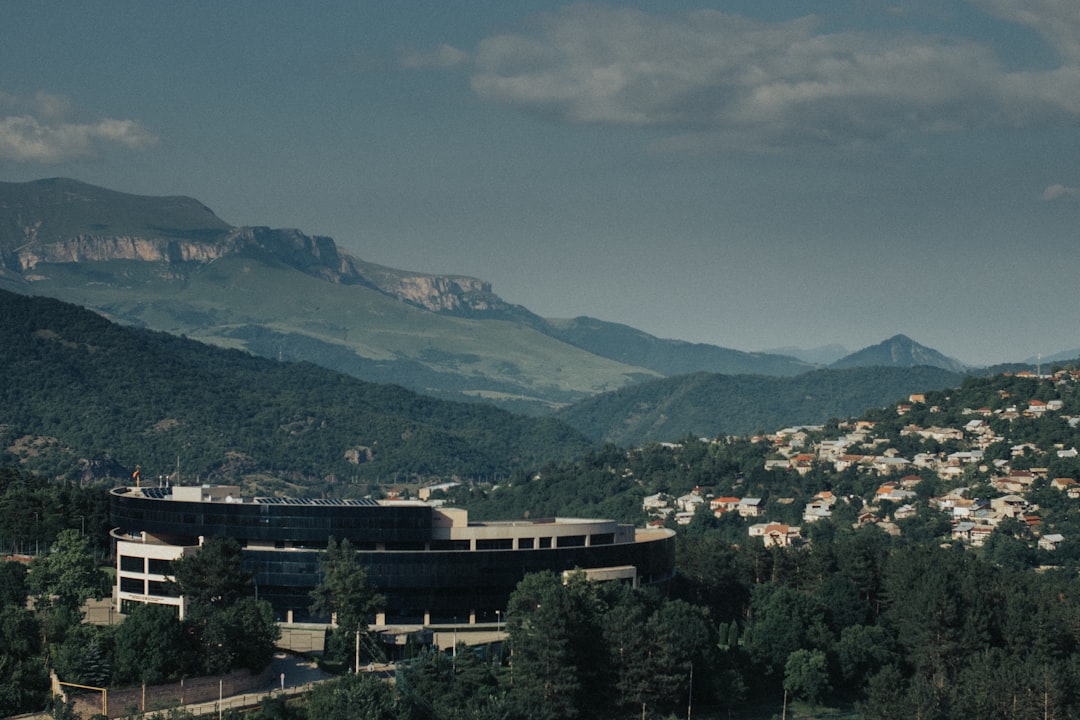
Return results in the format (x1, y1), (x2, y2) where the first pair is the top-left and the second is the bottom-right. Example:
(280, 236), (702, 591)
(762, 343), (849, 366)
(1025, 348), (1080, 365)
(0, 179), (661, 413)
(0, 289), (592, 488)
(0, 178), (816, 412)
(830, 334), (968, 373)
(543, 316), (813, 376)
(554, 366), (964, 445)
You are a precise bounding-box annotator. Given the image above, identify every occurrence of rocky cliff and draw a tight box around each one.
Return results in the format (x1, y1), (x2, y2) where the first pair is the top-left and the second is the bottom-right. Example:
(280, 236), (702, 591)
(1, 177), (541, 321)
(5, 216), (530, 320)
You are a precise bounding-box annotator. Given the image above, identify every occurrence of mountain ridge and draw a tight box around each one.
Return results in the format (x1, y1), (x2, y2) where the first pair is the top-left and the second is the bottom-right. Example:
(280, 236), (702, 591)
(830, 333), (968, 373)
(0, 178), (989, 413)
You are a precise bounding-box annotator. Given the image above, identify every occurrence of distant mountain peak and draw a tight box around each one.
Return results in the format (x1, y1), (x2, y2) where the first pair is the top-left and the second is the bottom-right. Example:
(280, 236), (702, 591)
(831, 335), (967, 372)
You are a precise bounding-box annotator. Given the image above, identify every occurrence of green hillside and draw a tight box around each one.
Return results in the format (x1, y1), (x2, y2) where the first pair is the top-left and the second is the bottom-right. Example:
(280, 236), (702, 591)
(543, 316), (814, 376)
(1, 255), (660, 413)
(555, 366), (965, 444)
(0, 179), (843, 414)
(0, 289), (592, 489)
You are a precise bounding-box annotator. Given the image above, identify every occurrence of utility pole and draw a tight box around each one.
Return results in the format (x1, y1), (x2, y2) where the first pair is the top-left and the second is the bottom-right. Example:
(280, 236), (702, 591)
(687, 662), (693, 719)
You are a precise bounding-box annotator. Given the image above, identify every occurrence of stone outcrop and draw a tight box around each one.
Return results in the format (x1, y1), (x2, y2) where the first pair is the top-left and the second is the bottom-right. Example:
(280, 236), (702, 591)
(11, 224), (533, 320)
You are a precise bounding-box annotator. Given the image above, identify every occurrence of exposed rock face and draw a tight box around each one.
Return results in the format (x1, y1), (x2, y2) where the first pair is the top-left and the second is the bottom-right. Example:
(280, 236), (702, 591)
(16, 234), (230, 269)
(11, 224), (530, 319)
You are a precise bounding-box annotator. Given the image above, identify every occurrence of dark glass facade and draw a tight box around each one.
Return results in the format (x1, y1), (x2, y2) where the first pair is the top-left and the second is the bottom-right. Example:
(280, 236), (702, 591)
(111, 488), (676, 624)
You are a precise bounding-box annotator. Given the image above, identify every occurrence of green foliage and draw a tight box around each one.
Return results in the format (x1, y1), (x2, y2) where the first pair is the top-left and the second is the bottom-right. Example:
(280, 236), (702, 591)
(0, 603), (49, 715)
(0, 289), (592, 485)
(170, 536), (252, 611)
(26, 529), (109, 644)
(309, 537), (384, 667)
(167, 538), (279, 676)
(306, 672), (399, 720)
(784, 648), (831, 704)
(555, 366), (964, 443)
(112, 603), (186, 685)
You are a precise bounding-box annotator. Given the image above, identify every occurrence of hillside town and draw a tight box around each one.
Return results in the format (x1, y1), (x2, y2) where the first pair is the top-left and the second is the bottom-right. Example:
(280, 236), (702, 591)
(643, 368), (1080, 556)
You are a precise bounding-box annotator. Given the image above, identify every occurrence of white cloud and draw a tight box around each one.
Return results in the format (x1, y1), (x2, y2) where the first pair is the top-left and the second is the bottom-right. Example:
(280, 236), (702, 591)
(1042, 184), (1080, 201)
(460, 3), (1080, 151)
(0, 91), (156, 163)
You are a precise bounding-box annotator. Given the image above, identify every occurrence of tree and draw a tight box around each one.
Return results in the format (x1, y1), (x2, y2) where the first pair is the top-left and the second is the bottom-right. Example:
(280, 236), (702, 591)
(306, 672), (398, 720)
(0, 560), (28, 608)
(638, 599), (713, 714)
(26, 529), (108, 642)
(743, 582), (831, 679)
(51, 623), (110, 687)
(0, 603), (49, 716)
(112, 603), (187, 684)
(784, 648), (831, 705)
(199, 597), (280, 675)
(505, 572), (583, 720)
(169, 536), (252, 612)
(309, 537), (384, 667)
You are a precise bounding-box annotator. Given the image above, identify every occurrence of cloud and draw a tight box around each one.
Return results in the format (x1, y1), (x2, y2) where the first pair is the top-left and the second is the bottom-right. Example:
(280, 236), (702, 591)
(1042, 184), (1080, 201)
(0, 91), (157, 163)
(461, 3), (1080, 151)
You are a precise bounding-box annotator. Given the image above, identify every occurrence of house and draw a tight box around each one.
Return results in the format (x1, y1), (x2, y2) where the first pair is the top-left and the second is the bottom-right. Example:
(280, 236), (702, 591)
(990, 495), (1027, 518)
(642, 493), (669, 511)
(1012, 443), (1040, 458)
(418, 481), (461, 501)
(899, 474), (924, 489)
(738, 498), (763, 518)
(676, 491), (705, 513)
(1039, 534), (1064, 551)
(675, 511), (696, 526)
(803, 500), (833, 523)
(710, 496), (741, 516)
(871, 456), (911, 475)
(790, 454), (815, 475)
(893, 504), (917, 520)
(875, 485), (917, 502)
(749, 522), (802, 548)
(952, 522), (993, 547)
(1053, 478), (1080, 500)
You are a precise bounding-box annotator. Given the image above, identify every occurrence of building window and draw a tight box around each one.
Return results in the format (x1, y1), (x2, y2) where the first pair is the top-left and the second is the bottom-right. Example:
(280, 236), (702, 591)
(538, 537), (552, 549)
(518, 537), (535, 549)
(119, 555), (143, 573)
(120, 577), (144, 594)
(477, 539), (513, 551)
(148, 580), (179, 598)
(556, 535), (586, 548)
(148, 558), (173, 575)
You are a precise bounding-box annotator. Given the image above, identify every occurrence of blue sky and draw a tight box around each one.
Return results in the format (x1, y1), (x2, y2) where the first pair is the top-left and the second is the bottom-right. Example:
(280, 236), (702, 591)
(3, 1), (1079, 366)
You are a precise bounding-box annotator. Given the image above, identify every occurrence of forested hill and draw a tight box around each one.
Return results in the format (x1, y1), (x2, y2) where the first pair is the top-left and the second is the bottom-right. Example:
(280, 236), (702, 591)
(554, 366), (965, 444)
(0, 290), (592, 489)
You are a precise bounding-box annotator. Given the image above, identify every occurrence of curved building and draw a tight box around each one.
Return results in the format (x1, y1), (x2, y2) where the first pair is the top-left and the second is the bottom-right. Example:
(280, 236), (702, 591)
(111, 485), (676, 627)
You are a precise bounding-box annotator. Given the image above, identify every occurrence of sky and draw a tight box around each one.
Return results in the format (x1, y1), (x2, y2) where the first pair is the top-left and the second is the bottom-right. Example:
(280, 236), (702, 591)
(3, 1), (1080, 367)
